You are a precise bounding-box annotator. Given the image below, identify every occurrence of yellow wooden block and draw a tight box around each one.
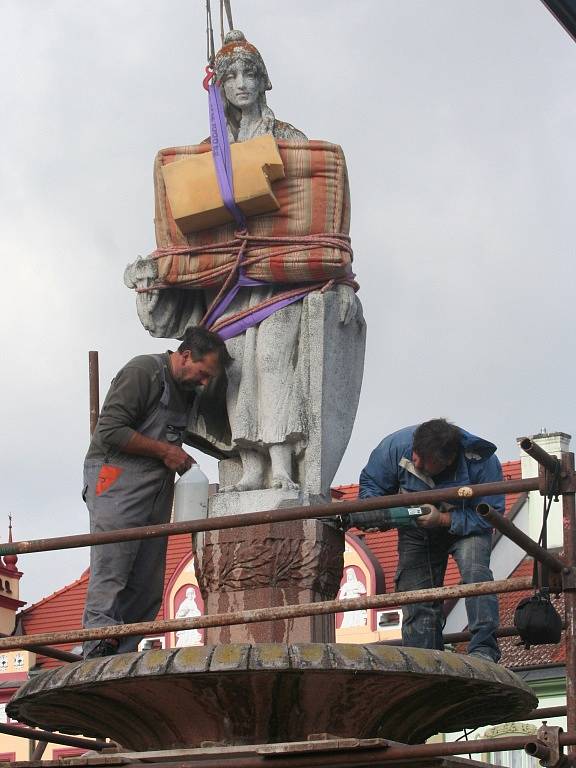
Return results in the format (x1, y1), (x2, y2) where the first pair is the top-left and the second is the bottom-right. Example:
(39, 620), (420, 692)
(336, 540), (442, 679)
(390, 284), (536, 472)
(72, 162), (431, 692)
(161, 135), (285, 234)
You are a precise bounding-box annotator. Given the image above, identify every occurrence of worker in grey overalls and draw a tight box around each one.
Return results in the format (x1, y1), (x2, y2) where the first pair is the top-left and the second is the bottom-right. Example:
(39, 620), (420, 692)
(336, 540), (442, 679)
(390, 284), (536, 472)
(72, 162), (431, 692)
(82, 327), (230, 659)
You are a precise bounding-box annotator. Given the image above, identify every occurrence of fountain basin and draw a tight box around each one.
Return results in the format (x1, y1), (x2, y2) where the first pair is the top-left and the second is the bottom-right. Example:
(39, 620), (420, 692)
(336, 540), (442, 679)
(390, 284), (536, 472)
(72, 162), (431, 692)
(7, 643), (537, 750)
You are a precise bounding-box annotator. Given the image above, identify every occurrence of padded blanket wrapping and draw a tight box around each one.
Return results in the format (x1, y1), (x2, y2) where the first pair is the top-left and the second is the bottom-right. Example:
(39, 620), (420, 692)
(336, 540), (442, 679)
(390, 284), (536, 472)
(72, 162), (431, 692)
(153, 140), (352, 288)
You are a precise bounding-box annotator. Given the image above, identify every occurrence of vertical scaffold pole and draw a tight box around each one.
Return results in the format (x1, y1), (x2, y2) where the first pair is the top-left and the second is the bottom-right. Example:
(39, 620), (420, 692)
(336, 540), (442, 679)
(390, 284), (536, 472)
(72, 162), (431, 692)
(89, 351), (99, 436)
(562, 451), (576, 747)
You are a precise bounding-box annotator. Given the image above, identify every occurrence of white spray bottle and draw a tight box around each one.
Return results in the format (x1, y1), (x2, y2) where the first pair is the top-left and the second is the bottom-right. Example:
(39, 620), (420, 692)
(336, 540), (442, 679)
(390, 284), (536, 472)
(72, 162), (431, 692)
(173, 464), (209, 522)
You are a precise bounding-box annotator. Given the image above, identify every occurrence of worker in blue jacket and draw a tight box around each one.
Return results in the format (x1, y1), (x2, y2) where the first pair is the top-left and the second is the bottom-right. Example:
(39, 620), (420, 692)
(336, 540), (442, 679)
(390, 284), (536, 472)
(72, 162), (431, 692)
(356, 418), (503, 662)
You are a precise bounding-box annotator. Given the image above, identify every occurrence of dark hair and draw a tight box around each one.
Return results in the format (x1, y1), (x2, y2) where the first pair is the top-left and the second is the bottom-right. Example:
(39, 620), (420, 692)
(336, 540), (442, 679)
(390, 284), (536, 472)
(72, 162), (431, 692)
(413, 419), (461, 463)
(178, 327), (232, 368)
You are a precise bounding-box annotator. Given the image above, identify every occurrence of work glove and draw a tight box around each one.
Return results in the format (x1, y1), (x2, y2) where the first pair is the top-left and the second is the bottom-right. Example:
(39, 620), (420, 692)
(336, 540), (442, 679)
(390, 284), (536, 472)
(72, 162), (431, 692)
(416, 504), (445, 528)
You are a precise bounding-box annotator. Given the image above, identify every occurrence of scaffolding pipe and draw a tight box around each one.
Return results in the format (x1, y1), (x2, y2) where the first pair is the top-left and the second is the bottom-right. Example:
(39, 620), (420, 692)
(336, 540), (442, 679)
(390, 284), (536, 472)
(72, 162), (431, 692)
(0, 722), (108, 751)
(524, 740), (557, 763)
(0, 576), (533, 652)
(20, 642), (81, 662)
(0, 477), (541, 558)
(31, 741), (47, 761)
(562, 452), (576, 749)
(523, 705), (567, 721)
(477, 503), (565, 572)
(88, 351), (99, 437)
(118, 733), (576, 768)
(0, 632), (81, 663)
(519, 437), (562, 475)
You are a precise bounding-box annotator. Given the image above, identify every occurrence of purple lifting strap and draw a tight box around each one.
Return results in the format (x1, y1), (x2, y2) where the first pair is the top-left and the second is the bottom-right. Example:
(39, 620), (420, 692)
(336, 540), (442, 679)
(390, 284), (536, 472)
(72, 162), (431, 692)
(208, 84), (247, 230)
(202, 271), (266, 329)
(216, 290), (310, 341)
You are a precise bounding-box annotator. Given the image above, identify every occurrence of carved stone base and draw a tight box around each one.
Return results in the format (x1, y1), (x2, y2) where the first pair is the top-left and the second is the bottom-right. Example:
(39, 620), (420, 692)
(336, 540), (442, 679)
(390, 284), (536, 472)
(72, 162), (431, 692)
(195, 518), (344, 645)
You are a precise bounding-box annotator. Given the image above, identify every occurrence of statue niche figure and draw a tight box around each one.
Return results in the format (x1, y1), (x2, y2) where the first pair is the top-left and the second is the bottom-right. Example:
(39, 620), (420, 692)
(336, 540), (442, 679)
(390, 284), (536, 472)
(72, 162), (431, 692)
(175, 587), (203, 647)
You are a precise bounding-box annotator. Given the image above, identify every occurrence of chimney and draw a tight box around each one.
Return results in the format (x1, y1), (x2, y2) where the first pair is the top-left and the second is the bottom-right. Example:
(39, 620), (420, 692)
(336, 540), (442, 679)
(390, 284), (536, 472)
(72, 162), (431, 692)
(518, 430), (571, 549)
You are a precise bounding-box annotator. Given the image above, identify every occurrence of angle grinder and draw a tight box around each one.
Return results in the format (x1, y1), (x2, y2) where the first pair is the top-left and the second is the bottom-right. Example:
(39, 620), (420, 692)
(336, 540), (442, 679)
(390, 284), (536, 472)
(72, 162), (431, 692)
(341, 505), (429, 532)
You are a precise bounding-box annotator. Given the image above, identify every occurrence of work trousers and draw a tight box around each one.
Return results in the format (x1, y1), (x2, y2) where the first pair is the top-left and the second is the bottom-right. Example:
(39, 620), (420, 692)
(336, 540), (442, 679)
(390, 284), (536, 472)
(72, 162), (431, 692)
(82, 457), (175, 656)
(395, 526), (500, 662)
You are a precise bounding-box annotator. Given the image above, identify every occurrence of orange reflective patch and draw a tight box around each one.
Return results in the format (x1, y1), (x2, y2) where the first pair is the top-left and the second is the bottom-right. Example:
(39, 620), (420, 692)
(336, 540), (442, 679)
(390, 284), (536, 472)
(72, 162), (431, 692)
(95, 465), (124, 496)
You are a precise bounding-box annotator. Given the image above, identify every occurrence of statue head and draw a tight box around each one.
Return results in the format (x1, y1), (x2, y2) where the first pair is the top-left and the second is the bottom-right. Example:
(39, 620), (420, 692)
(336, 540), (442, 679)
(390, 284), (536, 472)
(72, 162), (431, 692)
(214, 30), (272, 125)
(214, 30), (272, 93)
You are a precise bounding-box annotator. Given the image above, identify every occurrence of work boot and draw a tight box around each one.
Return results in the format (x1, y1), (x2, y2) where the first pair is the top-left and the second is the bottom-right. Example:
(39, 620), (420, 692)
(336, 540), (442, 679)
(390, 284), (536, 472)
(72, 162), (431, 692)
(84, 638), (119, 660)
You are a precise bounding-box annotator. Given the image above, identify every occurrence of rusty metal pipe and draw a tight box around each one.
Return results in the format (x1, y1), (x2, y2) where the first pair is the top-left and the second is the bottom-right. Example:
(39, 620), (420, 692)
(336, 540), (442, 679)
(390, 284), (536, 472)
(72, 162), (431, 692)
(19, 642), (81, 662)
(123, 733), (576, 768)
(292, 732), (576, 761)
(89, 351), (99, 436)
(0, 631), (81, 662)
(520, 437), (561, 475)
(477, 502), (565, 572)
(524, 740), (552, 760)
(31, 740), (48, 760)
(524, 705), (567, 721)
(562, 452), (576, 748)
(0, 722), (108, 751)
(0, 576), (533, 651)
(0, 477), (541, 558)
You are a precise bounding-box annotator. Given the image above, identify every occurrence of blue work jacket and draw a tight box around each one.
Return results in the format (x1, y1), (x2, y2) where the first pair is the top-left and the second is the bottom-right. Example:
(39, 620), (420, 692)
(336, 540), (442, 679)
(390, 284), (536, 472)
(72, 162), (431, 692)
(359, 425), (504, 536)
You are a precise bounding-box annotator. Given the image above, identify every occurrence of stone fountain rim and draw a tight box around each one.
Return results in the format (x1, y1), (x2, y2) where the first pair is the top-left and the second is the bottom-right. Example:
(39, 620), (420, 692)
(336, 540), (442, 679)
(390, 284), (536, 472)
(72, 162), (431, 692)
(9, 642), (534, 708)
(7, 643), (538, 749)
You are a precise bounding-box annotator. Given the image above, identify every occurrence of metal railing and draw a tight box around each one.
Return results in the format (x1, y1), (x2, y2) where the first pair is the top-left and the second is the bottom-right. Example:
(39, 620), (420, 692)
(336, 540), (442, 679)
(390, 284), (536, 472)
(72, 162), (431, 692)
(1, 437), (575, 766)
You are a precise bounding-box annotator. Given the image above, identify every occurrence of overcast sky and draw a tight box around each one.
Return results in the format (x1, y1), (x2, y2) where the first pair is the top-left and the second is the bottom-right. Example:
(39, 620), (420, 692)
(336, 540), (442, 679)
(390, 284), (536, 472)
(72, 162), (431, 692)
(1, 0), (575, 605)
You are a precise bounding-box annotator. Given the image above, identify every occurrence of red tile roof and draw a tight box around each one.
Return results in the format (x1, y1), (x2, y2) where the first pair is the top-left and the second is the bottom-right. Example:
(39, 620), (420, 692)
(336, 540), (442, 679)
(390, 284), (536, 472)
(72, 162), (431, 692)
(501, 460), (524, 516)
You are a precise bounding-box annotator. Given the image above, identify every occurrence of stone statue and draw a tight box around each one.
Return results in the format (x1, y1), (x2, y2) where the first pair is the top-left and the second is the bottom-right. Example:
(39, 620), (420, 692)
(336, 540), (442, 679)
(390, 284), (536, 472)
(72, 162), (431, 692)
(338, 567), (368, 628)
(174, 587), (203, 647)
(126, 29), (366, 508)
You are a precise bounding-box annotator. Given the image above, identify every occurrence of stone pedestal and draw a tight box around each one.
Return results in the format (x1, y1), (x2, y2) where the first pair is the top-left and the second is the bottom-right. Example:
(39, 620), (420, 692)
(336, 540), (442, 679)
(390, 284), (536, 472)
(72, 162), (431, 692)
(195, 477), (343, 644)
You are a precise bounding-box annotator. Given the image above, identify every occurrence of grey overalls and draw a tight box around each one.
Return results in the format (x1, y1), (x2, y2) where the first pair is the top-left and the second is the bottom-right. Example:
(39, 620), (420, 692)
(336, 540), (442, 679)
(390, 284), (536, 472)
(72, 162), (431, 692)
(82, 354), (192, 656)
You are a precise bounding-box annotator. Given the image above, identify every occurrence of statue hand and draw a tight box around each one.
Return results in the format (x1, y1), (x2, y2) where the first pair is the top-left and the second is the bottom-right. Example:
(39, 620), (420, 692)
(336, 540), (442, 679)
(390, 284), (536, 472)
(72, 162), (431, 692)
(337, 284), (358, 325)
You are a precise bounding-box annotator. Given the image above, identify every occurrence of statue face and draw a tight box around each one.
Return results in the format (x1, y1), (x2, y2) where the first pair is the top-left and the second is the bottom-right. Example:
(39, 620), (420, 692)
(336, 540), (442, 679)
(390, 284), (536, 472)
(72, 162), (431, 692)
(221, 60), (261, 109)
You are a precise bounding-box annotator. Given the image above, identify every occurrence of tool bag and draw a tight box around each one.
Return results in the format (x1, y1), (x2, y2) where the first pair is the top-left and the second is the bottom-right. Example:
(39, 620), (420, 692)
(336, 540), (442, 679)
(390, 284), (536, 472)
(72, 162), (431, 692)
(513, 589), (562, 649)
